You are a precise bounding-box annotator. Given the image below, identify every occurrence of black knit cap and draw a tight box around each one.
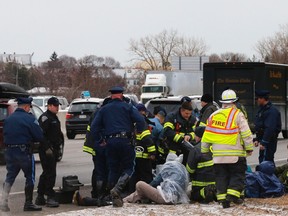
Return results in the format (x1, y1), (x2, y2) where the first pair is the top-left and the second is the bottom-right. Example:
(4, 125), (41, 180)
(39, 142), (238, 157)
(201, 94), (213, 103)
(181, 101), (193, 111)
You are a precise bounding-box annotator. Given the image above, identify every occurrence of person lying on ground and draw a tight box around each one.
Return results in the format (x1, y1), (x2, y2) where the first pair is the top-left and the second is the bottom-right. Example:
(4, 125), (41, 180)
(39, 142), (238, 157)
(123, 153), (190, 204)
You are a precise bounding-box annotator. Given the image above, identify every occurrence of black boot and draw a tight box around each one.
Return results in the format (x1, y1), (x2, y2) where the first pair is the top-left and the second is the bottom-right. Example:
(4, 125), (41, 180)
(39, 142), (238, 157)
(110, 174), (130, 207)
(204, 184), (217, 203)
(226, 194), (244, 205)
(23, 186), (42, 211)
(96, 181), (110, 207)
(46, 196), (59, 207)
(0, 182), (12, 212)
(35, 194), (46, 206)
(221, 200), (231, 209)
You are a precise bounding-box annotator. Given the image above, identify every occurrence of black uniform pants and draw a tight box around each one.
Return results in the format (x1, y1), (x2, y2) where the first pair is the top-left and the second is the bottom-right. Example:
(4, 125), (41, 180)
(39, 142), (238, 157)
(259, 138), (277, 164)
(37, 148), (57, 197)
(129, 158), (153, 192)
(214, 157), (246, 201)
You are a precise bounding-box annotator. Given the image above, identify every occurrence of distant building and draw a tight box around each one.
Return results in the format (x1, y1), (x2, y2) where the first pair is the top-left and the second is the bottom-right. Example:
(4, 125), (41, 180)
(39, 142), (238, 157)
(113, 68), (144, 88)
(0, 53), (33, 66)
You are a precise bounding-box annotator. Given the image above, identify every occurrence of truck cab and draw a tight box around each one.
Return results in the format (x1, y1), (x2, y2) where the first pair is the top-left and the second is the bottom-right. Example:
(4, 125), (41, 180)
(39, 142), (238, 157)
(140, 74), (169, 104)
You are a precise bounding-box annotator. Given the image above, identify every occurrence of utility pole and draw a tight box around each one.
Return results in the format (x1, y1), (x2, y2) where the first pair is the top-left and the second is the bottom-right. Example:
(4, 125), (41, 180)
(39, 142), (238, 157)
(15, 63), (19, 86)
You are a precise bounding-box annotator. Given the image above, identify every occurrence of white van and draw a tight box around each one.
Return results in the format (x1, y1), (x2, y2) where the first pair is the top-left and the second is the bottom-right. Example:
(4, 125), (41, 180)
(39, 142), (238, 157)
(32, 95), (69, 112)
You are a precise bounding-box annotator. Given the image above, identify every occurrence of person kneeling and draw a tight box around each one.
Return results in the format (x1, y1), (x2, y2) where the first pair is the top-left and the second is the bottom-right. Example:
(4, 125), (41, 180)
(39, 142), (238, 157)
(186, 127), (216, 204)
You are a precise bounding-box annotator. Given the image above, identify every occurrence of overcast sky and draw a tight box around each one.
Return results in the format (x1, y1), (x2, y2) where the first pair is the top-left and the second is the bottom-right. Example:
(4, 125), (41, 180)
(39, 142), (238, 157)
(1, 0), (288, 66)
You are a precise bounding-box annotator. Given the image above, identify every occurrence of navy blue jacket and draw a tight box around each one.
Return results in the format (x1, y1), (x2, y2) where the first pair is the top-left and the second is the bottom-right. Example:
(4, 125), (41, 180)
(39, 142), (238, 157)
(254, 101), (281, 145)
(38, 109), (63, 150)
(91, 98), (145, 141)
(3, 108), (43, 145)
(245, 161), (285, 198)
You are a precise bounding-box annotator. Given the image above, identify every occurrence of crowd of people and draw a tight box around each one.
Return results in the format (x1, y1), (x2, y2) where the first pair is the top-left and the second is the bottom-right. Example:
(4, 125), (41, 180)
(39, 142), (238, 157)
(73, 86), (284, 209)
(0, 86), (284, 212)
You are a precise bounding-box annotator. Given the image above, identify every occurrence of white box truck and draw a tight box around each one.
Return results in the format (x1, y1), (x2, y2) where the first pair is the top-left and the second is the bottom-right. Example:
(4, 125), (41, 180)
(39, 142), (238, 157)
(140, 71), (203, 104)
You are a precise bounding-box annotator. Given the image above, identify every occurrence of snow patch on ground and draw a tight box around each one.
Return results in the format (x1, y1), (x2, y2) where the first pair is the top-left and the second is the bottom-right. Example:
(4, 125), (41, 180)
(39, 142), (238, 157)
(47, 202), (288, 216)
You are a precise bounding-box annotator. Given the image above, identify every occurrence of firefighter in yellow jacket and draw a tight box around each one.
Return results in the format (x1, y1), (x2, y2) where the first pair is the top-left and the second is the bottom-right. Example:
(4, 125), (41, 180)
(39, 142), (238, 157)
(201, 89), (253, 208)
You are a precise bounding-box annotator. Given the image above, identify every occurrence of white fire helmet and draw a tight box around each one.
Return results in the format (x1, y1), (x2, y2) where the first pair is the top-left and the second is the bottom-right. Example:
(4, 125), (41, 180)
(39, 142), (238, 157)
(219, 89), (238, 104)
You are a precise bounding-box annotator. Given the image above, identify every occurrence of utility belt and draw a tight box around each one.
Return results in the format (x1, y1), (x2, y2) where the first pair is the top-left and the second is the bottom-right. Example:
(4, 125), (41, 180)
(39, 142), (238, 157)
(106, 132), (132, 139)
(5, 144), (30, 152)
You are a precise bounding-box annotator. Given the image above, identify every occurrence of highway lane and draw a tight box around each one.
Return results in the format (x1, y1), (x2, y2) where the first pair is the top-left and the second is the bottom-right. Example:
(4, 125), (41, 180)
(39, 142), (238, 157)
(0, 135), (93, 193)
(0, 136), (287, 193)
(247, 138), (288, 169)
(0, 136), (286, 215)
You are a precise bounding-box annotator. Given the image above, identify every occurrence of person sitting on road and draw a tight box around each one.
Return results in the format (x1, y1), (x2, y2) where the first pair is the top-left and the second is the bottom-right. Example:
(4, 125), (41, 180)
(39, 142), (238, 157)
(245, 161), (285, 198)
(123, 153), (190, 204)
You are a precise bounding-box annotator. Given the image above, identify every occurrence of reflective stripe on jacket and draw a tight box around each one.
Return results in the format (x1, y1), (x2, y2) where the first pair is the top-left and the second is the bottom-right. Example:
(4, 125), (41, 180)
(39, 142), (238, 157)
(186, 144), (215, 189)
(135, 122), (156, 159)
(163, 110), (196, 145)
(201, 106), (253, 162)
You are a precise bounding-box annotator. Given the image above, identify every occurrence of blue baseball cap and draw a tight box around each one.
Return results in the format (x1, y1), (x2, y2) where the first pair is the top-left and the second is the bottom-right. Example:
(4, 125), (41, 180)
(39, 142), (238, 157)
(136, 103), (147, 112)
(108, 86), (124, 94)
(17, 97), (33, 105)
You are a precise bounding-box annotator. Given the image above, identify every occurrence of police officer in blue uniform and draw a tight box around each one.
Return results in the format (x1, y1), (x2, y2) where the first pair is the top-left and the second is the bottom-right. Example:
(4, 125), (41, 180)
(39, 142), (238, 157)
(82, 97), (111, 207)
(254, 90), (281, 164)
(91, 86), (145, 207)
(0, 97), (43, 212)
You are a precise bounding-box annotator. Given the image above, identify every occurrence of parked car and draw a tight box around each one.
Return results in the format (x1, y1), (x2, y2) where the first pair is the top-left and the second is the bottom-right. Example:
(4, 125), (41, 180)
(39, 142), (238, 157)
(123, 94), (139, 104)
(65, 97), (104, 139)
(0, 98), (65, 164)
(145, 96), (203, 117)
(32, 95), (69, 112)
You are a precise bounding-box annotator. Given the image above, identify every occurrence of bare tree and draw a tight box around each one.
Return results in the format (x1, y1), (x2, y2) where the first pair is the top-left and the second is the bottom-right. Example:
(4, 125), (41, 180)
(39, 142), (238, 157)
(256, 24), (288, 63)
(34, 53), (125, 100)
(59, 55), (77, 68)
(104, 57), (120, 68)
(209, 53), (222, 62)
(129, 29), (180, 70)
(173, 37), (208, 57)
(150, 29), (179, 70)
(209, 52), (247, 62)
(129, 29), (208, 70)
(78, 55), (99, 67)
(129, 37), (159, 70)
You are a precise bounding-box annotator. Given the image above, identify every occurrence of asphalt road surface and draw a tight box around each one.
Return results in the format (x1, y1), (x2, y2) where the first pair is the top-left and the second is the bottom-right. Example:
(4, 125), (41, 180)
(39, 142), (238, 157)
(0, 135), (287, 215)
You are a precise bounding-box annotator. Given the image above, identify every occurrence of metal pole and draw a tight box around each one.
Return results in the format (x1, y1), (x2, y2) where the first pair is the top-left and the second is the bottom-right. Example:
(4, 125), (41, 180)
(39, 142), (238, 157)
(15, 64), (19, 86)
